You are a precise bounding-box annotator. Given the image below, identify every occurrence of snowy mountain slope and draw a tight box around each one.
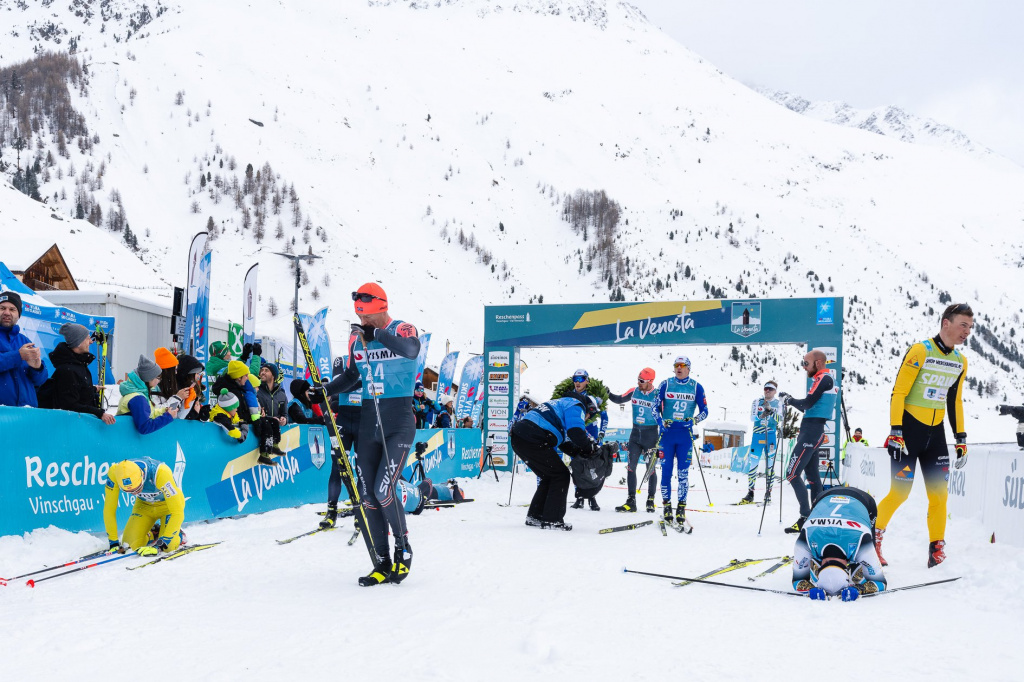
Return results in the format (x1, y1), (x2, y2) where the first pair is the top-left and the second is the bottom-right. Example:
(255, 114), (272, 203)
(0, 0), (1022, 440)
(755, 87), (1012, 170)
(1, 183), (168, 293)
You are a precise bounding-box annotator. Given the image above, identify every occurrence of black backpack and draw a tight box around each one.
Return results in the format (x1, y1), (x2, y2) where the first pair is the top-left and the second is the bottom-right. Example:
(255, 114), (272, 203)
(570, 443), (616, 497)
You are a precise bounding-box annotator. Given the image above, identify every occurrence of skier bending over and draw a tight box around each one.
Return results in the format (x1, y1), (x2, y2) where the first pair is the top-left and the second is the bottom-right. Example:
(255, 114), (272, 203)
(792, 486), (887, 601)
(104, 457), (186, 556)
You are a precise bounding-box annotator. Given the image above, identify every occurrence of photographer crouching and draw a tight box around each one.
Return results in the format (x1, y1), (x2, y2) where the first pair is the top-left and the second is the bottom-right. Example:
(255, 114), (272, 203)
(997, 404), (1024, 449)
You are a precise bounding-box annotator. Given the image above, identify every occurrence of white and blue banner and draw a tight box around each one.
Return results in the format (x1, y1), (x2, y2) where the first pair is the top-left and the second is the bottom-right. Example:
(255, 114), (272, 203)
(242, 263), (258, 345)
(414, 332), (431, 387)
(436, 351), (459, 397)
(455, 355), (484, 421)
(183, 232), (207, 357)
(0, 407), (483, 537)
(189, 250), (212, 365)
(297, 307), (331, 382)
(0, 262), (114, 381)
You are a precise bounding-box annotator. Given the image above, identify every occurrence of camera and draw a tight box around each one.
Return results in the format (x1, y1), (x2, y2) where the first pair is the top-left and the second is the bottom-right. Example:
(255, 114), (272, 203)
(997, 405), (1024, 449)
(414, 441), (427, 460)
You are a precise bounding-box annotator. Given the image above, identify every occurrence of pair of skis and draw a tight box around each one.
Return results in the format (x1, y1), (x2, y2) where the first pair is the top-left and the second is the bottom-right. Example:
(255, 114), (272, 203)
(8, 542), (221, 587)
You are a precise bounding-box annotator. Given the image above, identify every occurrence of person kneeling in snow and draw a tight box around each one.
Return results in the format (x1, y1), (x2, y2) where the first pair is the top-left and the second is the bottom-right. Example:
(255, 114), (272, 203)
(792, 485), (887, 601)
(104, 458), (186, 557)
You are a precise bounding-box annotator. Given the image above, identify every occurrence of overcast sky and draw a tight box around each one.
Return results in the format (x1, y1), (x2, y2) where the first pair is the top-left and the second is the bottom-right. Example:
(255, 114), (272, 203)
(629, 0), (1024, 166)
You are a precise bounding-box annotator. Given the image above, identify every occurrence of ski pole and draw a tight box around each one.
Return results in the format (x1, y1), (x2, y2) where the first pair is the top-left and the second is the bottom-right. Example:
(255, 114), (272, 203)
(758, 438), (777, 536)
(506, 452), (517, 506)
(354, 330), (408, 543)
(624, 568), (805, 597)
(861, 576), (961, 598)
(1, 548), (118, 586)
(691, 433), (713, 506)
(26, 550), (137, 587)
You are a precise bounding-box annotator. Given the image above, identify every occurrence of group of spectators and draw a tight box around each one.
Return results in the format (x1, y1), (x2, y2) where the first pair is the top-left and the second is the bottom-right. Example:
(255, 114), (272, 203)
(411, 381), (475, 429)
(0, 290), (333, 462)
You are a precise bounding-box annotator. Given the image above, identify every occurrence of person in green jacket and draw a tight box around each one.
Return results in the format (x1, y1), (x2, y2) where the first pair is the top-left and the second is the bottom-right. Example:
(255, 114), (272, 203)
(841, 427), (870, 464)
(207, 340), (262, 378)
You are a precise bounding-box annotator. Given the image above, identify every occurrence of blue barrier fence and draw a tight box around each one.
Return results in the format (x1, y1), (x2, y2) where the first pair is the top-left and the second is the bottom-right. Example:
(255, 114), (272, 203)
(0, 407), (483, 537)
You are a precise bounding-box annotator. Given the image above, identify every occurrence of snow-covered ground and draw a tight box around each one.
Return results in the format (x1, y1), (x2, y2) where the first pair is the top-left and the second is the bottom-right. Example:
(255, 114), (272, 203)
(2, 463), (1020, 681)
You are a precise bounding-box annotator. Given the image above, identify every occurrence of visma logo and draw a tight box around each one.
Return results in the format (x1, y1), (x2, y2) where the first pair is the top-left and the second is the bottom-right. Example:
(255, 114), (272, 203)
(948, 469), (966, 497)
(1002, 459), (1024, 510)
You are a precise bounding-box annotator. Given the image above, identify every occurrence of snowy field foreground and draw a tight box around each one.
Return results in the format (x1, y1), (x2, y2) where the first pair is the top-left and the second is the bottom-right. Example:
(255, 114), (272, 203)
(1, 464), (1021, 682)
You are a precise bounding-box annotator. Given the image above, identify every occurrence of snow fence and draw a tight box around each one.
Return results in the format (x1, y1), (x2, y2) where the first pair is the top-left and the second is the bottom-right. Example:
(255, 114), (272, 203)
(843, 442), (1024, 548)
(0, 407), (483, 537)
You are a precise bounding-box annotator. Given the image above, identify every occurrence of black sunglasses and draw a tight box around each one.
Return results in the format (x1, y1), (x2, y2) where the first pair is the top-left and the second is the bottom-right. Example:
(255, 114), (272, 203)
(352, 292), (384, 303)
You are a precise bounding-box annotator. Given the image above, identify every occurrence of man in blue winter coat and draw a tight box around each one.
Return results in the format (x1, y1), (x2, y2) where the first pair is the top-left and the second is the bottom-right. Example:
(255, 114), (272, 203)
(0, 291), (48, 407)
(510, 392), (599, 531)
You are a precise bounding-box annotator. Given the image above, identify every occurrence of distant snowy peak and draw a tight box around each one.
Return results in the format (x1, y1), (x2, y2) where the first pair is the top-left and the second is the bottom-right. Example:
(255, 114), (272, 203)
(0, 0), (172, 60)
(367, 0), (619, 29)
(757, 87), (999, 162)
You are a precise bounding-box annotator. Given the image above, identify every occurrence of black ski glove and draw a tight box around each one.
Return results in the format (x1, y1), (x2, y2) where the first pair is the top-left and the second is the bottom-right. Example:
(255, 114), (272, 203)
(252, 342), (263, 356)
(240, 343), (253, 362)
(350, 323), (376, 339)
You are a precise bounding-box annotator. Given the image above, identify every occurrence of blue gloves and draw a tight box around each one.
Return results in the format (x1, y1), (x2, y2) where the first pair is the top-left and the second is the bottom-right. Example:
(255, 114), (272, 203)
(840, 586), (860, 602)
(808, 587), (827, 601)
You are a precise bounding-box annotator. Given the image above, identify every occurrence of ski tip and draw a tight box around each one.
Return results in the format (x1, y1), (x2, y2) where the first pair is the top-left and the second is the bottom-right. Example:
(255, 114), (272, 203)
(25, 579), (35, 588)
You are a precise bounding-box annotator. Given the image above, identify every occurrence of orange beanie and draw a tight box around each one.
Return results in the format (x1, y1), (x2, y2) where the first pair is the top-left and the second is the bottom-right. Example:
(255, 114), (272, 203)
(154, 347), (179, 369)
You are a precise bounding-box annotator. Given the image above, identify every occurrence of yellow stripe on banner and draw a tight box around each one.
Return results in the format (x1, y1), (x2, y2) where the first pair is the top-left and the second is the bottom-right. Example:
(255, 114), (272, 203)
(220, 425), (303, 480)
(406, 430), (446, 467)
(572, 301), (723, 330)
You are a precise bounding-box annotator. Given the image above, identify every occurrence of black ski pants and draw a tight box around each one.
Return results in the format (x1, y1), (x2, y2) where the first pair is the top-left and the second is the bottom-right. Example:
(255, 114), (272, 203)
(786, 417), (826, 517)
(356, 397), (415, 559)
(511, 419), (571, 523)
(626, 425), (660, 498)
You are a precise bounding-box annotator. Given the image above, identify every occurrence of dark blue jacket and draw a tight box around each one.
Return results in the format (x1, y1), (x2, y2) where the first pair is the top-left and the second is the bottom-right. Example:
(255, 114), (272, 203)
(0, 324), (49, 407)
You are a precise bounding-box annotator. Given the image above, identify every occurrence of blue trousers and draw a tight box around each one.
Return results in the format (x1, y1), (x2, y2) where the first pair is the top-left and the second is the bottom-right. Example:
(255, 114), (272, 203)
(746, 432), (777, 491)
(660, 430), (694, 503)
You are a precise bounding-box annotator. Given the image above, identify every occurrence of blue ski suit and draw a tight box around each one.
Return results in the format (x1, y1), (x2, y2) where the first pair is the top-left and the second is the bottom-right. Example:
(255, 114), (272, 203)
(656, 377), (708, 504)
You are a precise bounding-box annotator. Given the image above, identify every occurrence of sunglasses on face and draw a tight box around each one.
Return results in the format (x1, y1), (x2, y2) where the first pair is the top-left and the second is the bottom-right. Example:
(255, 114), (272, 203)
(352, 292), (384, 303)
(801, 360), (811, 368)
(674, 364), (687, 369)
(572, 378), (587, 383)
(764, 388), (776, 392)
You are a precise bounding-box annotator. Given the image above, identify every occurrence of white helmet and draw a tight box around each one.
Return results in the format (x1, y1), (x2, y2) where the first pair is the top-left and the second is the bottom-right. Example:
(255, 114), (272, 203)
(816, 565), (851, 595)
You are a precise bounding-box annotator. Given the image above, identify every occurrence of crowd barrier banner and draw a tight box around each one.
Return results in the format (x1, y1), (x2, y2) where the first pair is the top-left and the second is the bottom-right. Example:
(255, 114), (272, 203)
(843, 442), (1024, 548)
(0, 407), (482, 537)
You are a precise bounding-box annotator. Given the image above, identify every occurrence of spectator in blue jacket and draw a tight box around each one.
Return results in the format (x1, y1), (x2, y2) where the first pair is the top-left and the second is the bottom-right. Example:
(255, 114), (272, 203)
(0, 291), (48, 407)
(116, 354), (178, 434)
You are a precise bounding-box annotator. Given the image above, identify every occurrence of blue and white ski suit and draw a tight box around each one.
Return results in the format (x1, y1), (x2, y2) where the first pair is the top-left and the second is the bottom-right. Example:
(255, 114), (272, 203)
(656, 377), (708, 504)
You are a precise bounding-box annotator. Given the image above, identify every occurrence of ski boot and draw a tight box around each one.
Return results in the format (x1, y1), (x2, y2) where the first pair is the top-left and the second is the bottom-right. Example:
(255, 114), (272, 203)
(571, 496), (585, 509)
(615, 496), (638, 513)
(390, 543), (413, 583)
(588, 497), (600, 512)
(784, 516), (807, 534)
(646, 497), (656, 513)
(319, 504), (338, 529)
(675, 505), (686, 526)
(358, 556), (393, 587)
(738, 489), (755, 505)
(927, 540), (946, 568)
(874, 528), (888, 566)
(540, 520), (573, 531)
(663, 502), (673, 523)
(447, 479), (465, 502)
(525, 515), (543, 528)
